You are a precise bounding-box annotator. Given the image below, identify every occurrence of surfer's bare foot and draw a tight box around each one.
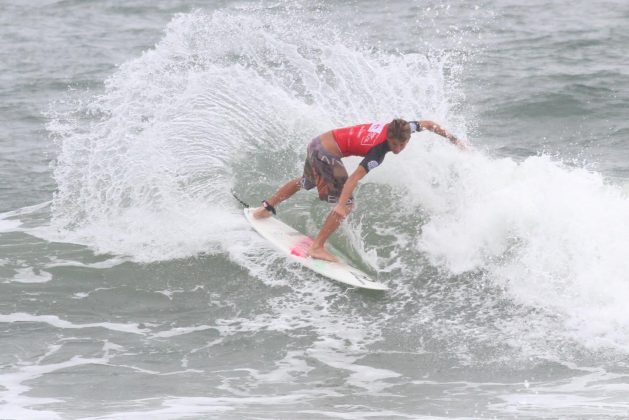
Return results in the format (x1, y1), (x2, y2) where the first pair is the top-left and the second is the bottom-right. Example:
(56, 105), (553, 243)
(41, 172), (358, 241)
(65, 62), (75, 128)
(308, 245), (338, 262)
(252, 206), (273, 219)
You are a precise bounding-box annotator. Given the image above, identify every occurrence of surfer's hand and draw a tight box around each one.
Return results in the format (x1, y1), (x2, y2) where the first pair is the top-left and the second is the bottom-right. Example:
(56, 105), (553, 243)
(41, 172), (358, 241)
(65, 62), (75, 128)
(451, 136), (471, 151)
(450, 139), (467, 151)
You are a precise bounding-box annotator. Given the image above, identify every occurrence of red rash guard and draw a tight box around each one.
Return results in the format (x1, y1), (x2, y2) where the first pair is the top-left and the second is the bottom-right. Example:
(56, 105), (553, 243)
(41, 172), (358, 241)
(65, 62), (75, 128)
(331, 122), (390, 157)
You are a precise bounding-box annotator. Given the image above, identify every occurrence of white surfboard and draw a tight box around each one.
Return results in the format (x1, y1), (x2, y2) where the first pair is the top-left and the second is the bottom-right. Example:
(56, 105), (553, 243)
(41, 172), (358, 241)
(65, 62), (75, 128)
(244, 208), (387, 291)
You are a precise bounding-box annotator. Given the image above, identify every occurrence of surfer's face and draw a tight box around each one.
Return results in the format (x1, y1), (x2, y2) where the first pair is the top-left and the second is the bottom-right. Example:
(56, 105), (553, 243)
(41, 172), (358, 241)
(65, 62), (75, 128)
(388, 137), (408, 154)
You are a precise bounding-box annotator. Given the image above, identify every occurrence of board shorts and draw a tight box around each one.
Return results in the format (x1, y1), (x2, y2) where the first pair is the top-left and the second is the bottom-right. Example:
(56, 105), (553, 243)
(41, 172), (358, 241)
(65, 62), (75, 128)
(300, 137), (354, 204)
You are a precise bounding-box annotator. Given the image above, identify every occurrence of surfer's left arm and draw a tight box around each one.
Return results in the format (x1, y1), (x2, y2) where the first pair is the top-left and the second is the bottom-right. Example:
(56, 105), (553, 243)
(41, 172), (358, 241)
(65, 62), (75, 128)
(333, 166), (367, 218)
(417, 120), (468, 150)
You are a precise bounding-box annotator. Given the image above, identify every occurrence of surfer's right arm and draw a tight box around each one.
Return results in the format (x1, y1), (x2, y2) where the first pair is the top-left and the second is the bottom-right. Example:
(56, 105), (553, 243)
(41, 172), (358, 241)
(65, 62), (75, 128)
(332, 166), (367, 218)
(416, 120), (468, 150)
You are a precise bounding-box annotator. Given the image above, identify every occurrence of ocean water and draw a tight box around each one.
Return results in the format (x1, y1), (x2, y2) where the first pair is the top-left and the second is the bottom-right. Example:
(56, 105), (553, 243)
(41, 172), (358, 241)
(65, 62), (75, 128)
(2, 0), (629, 418)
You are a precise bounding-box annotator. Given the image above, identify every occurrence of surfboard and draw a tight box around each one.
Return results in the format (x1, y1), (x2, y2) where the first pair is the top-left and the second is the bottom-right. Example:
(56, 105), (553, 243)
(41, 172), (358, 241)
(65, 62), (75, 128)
(243, 208), (388, 291)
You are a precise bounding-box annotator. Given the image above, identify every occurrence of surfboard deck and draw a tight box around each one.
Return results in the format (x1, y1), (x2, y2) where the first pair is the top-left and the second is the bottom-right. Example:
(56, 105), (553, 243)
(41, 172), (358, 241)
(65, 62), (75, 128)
(243, 208), (387, 291)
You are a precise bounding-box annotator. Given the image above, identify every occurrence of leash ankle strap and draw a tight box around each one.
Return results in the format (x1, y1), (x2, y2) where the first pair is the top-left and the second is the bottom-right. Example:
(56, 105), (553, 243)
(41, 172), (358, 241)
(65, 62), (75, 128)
(262, 200), (276, 215)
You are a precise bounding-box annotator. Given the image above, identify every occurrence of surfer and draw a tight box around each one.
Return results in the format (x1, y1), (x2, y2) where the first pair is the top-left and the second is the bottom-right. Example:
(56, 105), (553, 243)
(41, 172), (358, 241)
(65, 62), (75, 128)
(253, 119), (467, 262)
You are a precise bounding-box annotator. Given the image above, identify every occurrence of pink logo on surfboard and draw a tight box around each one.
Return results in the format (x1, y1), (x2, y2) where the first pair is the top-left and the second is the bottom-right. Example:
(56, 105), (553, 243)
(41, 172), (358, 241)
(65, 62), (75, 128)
(290, 237), (313, 258)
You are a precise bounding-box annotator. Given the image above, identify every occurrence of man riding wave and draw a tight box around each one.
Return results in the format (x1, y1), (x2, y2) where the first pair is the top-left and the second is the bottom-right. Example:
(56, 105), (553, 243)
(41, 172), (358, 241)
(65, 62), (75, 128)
(254, 118), (467, 262)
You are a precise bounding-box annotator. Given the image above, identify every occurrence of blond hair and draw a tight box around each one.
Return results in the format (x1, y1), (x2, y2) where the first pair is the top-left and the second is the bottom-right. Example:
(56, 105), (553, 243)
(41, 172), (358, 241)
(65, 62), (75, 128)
(387, 118), (411, 142)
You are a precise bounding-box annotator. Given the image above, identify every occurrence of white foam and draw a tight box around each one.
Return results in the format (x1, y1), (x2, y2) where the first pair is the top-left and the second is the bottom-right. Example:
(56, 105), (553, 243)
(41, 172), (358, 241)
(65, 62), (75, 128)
(0, 201), (50, 220)
(0, 201), (51, 233)
(384, 139), (629, 351)
(254, 351), (314, 383)
(0, 313), (149, 335)
(45, 256), (129, 269)
(307, 340), (402, 393)
(492, 369), (629, 417)
(0, 352), (107, 420)
(152, 325), (217, 339)
(7, 268), (53, 284)
(0, 218), (22, 233)
(0, 339), (128, 420)
(77, 393), (327, 420)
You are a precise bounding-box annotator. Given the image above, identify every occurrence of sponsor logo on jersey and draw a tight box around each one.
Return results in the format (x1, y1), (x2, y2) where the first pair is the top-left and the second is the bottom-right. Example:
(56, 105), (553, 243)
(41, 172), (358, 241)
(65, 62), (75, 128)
(367, 160), (379, 171)
(361, 122), (386, 146)
(368, 122), (385, 133)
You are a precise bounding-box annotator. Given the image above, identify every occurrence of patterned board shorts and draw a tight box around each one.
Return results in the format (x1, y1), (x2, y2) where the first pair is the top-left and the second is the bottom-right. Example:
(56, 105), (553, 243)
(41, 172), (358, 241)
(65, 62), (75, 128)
(300, 137), (354, 204)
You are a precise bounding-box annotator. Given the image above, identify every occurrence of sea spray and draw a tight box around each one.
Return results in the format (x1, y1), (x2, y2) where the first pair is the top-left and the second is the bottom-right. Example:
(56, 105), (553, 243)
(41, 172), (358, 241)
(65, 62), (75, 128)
(397, 139), (629, 352)
(48, 9), (464, 262)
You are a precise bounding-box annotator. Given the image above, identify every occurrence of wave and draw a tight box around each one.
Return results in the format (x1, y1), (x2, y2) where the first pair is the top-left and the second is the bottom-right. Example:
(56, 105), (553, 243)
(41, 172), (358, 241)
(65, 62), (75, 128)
(44, 7), (629, 354)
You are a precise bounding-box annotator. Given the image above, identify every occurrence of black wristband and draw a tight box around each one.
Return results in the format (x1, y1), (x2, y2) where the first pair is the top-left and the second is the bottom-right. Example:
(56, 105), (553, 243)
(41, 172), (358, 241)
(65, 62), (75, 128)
(262, 200), (276, 215)
(409, 121), (419, 133)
